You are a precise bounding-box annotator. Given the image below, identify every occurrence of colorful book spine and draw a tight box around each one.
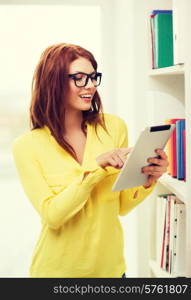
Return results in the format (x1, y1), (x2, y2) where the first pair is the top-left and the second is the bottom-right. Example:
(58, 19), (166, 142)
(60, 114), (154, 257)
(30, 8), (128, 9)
(166, 119), (184, 177)
(151, 11), (173, 68)
(165, 119), (173, 175)
(151, 10), (173, 16)
(176, 120), (186, 180)
(156, 194), (186, 276)
(165, 118), (186, 180)
(183, 129), (186, 181)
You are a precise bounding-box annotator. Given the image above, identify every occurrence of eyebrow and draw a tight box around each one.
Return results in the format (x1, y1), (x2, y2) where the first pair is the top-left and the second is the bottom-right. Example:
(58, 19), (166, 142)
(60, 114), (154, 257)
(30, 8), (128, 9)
(72, 71), (96, 74)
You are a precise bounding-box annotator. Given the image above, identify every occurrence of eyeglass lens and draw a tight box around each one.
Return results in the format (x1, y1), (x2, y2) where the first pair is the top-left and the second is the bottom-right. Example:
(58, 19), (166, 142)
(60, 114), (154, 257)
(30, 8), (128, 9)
(72, 73), (101, 87)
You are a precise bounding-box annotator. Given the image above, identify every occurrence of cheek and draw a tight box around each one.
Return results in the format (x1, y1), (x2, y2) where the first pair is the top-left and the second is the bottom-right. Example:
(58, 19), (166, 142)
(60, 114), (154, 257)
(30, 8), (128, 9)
(68, 83), (79, 99)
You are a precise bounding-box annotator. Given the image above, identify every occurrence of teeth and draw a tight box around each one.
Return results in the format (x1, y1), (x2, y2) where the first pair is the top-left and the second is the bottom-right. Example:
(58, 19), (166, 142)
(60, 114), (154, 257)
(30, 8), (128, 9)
(80, 95), (92, 98)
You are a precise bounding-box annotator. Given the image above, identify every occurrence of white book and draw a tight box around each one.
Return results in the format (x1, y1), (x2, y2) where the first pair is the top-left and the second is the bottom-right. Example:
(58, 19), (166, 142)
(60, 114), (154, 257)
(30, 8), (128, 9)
(163, 195), (170, 272)
(169, 194), (176, 274)
(172, 201), (186, 276)
(156, 195), (165, 266)
(156, 195), (168, 270)
(166, 195), (172, 273)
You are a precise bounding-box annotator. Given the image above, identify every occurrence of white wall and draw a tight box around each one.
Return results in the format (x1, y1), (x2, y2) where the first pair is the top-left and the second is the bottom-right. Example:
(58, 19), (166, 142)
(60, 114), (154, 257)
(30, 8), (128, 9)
(110, 0), (138, 277)
(0, 0), (143, 278)
(0, 2), (103, 277)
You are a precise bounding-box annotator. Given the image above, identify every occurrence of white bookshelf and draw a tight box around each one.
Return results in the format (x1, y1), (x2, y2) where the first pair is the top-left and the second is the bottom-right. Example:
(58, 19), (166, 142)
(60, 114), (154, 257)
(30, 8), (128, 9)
(159, 174), (186, 204)
(149, 260), (174, 278)
(148, 64), (184, 76)
(145, 0), (191, 278)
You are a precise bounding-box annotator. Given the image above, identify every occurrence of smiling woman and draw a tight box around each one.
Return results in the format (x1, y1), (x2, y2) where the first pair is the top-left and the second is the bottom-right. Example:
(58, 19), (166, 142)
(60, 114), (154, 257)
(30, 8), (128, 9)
(12, 42), (160, 278)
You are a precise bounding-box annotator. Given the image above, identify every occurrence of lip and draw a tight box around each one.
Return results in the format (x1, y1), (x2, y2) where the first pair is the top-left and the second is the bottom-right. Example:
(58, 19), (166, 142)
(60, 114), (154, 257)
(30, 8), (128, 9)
(79, 93), (93, 103)
(81, 98), (92, 102)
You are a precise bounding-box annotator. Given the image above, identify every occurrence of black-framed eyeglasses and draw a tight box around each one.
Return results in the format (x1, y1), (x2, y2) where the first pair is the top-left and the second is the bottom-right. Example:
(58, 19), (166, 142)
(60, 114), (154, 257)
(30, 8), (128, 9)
(68, 72), (102, 87)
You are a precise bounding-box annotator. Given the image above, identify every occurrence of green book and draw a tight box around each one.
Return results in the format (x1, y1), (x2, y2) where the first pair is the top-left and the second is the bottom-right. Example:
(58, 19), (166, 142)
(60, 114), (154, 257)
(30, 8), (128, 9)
(154, 13), (174, 68)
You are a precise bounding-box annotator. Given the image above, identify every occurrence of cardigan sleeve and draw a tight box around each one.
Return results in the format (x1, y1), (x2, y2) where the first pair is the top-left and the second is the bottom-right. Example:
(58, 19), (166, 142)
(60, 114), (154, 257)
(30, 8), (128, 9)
(114, 117), (156, 216)
(12, 135), (109, 230)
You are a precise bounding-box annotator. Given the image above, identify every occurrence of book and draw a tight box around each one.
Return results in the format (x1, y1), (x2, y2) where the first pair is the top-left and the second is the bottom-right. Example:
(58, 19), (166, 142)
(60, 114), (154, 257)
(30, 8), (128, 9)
(156, 195), (166, 267)
(158, 195), (168, 270)
(172, 201), (186, 276)
(165, 195), (171, 272)
(156, 194), (186, 276)
(176, 119), (186, 180)
(150, 14), (155, 69)
(169, 195), (176, 274)
(165, 119), (173, 175)
(153, 12), (174, 68)
(165, 118), (184, 177)
(151, 10), (173, 16)
(183, 129), (186, 181)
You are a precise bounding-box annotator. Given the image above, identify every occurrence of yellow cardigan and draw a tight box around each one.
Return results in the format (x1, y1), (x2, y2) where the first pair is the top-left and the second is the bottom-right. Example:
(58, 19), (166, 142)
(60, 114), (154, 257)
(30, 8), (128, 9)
(12, 113), (155, 278)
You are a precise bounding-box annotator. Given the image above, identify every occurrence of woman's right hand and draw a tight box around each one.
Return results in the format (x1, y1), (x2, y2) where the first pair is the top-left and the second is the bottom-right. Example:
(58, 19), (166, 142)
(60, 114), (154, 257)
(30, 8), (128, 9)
(96, 147), (133, 169)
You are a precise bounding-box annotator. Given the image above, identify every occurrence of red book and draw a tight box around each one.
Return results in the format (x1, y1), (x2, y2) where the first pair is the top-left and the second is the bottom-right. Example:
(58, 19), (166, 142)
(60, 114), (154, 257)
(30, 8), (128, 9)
(167, 119), (184, 177)
(166, 196), (171, 272)
(160, 198), (167, 269)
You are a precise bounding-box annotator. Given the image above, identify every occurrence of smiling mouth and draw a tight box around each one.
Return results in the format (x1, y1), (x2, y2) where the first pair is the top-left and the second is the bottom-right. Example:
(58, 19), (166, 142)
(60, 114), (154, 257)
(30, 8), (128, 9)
(79, 94), (93, 99)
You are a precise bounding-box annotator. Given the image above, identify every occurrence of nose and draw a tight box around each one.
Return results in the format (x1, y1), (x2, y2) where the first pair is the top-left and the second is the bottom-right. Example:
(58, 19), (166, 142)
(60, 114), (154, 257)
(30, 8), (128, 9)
(85, 78), (95, 89)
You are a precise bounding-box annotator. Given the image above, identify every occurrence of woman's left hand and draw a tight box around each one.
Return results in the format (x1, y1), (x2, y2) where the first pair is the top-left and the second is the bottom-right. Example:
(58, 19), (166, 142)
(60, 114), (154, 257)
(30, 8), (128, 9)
(142, 148), (169, 188)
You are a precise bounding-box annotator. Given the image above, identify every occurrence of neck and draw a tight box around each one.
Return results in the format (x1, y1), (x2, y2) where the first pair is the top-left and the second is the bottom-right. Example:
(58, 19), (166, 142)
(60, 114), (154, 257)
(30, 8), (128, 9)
(64, 109), (83, 132)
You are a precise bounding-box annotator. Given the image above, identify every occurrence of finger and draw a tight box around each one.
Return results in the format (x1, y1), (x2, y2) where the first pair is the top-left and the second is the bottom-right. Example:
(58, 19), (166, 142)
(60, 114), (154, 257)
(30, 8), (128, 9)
(149, 172), (162, 177)
(144, 170), (163, 177)
(111, 149), (130, 164)
(111, 153), (124, 167)
(147, 157), (168, 167)
(155, 148), (167, 160)
(119, 147), (133, 156)
(142, 166), (167, 173)
(116, 152), (127, 163)
(107, 157), (118, 167)
(108, 156), (123, 168)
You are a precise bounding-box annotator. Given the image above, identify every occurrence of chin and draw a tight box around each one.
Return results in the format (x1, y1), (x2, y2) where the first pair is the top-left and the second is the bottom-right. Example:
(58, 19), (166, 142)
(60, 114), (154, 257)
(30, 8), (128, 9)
(79, 104), (92, 111)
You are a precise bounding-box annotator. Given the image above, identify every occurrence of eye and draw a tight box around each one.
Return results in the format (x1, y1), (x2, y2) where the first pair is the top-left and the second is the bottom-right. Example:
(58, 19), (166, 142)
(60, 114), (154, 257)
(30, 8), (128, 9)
(74, 73), (86, 81)
(89, 73), (96, 81)
(75, 77), (83, 81)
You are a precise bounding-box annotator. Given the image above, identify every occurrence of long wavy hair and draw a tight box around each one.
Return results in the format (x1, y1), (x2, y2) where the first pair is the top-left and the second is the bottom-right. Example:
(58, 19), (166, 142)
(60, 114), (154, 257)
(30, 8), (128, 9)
(30, 43), (108, 161)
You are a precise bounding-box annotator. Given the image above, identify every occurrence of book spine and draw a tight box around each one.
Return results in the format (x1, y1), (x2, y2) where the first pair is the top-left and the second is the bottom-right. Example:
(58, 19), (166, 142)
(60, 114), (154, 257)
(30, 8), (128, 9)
(153, 13), (174, 68)
(176, 120), (185, 180)
(172, 203), (186, 276)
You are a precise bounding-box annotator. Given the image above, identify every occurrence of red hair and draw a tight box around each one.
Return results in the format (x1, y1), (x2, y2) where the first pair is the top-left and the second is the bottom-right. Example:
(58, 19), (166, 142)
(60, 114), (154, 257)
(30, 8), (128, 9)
(30, 43), (108, 160)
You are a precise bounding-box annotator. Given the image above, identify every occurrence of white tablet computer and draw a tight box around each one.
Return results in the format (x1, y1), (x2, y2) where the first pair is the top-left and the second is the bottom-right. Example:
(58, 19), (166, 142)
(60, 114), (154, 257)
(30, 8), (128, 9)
(112, 124), (175, 191)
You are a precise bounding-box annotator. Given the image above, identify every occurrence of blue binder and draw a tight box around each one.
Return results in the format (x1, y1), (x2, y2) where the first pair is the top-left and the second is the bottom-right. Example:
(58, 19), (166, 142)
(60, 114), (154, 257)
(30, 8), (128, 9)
(176, 120), (185, 180)
(151, 10), (172, 15)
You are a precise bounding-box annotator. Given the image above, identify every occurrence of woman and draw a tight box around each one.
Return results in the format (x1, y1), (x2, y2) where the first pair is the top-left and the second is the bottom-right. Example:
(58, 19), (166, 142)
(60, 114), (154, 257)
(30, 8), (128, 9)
(12, 43), (168, 278)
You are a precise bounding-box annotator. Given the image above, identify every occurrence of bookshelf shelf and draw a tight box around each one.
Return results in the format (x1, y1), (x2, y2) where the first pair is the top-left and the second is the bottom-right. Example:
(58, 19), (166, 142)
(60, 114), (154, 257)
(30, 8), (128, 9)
(149, 260), (174, 278)
(142, 0), (191, 278)
(148, 64), (184, 76)
(159, 173), (186, 203)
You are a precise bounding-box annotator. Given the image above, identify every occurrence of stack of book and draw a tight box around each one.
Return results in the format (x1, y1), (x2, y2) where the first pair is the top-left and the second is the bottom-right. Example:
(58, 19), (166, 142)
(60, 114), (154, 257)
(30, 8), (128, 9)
(150, 10), (174, 68)
(156, 194), (186, 276)
(165, 119), (186, 181)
